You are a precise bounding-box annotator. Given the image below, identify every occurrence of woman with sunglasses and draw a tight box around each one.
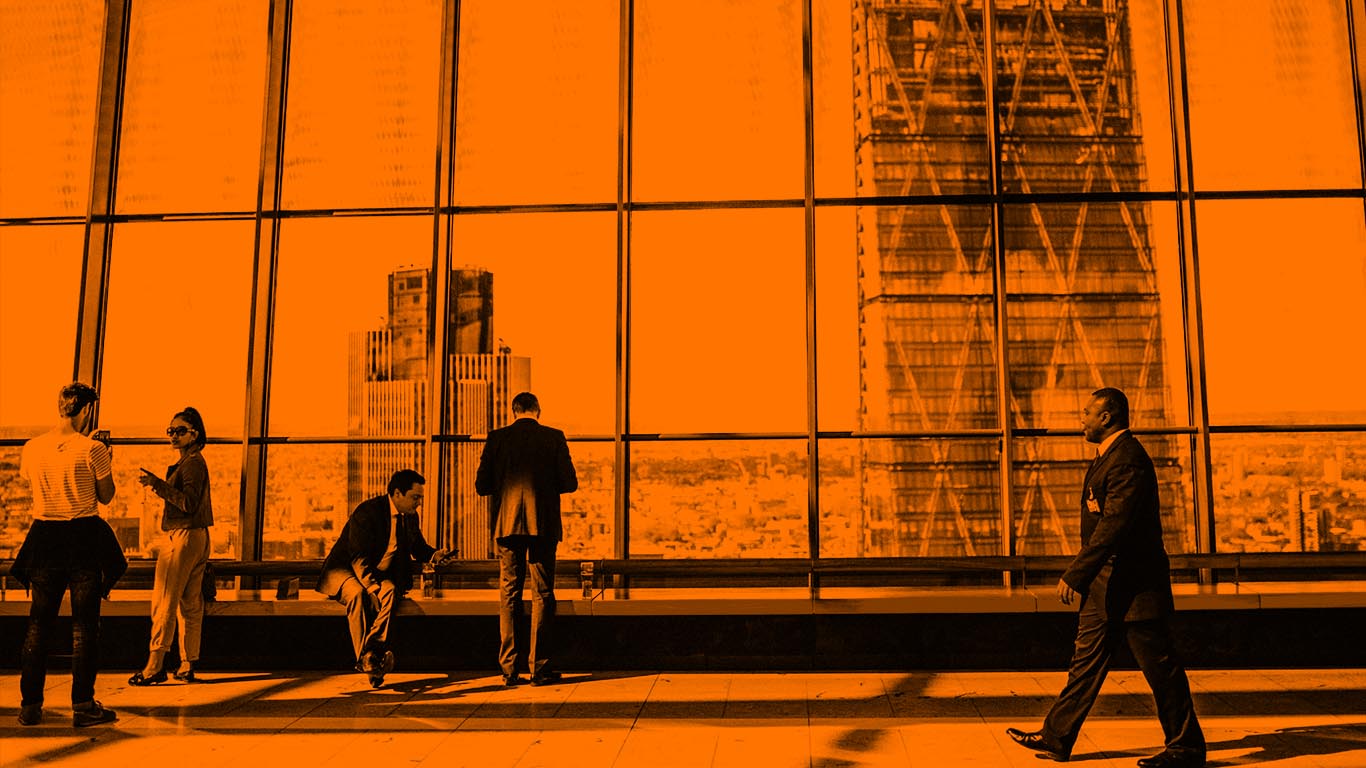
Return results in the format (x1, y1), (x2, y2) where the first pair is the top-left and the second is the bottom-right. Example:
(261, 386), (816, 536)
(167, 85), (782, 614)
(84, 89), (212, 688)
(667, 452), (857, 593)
(129, 407), (214, 685)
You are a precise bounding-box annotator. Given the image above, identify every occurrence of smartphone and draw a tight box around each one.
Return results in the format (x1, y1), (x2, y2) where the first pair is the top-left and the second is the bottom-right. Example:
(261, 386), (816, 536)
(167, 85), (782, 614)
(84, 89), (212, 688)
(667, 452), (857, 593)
(91, 429), (111, 445)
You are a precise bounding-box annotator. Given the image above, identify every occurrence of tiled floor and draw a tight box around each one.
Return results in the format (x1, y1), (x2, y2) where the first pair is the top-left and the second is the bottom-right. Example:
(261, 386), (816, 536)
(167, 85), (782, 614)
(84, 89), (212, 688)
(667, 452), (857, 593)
(1, 668), (1363, 767)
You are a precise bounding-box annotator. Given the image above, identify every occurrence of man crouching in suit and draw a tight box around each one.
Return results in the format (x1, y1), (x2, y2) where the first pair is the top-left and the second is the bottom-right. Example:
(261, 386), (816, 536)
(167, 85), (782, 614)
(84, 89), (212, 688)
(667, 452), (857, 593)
(476, 392), (577, 687)
(1008, 387), (1205, 767)
(316, 469), (452, 688)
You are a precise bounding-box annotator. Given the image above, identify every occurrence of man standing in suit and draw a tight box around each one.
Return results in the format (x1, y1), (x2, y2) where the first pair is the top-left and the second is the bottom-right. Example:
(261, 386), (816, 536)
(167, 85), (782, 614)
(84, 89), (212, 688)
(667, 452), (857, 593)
(317, 469), (451, 688)
(1008, 388), (1205, 767)
(475, 392), (578, 686)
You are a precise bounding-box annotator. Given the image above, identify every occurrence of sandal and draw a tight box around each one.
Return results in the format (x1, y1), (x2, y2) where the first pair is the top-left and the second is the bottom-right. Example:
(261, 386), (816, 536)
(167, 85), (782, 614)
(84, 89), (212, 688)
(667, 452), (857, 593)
(128, 669), (168, 686)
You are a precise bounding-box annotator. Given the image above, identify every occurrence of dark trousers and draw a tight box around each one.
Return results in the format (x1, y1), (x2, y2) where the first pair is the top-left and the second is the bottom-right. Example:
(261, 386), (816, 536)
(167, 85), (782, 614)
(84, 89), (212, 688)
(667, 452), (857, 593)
(1044, 597), (1205, 758)
(333, 576), (396, 663)
(21, 567), (103, 707)
(496, 535), (557, 676)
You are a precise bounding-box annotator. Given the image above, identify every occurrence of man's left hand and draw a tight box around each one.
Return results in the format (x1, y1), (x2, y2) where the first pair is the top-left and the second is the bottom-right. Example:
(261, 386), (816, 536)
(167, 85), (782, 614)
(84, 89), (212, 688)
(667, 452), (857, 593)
(431, 548), (455, 566)
(1056, 578), (1080, 606)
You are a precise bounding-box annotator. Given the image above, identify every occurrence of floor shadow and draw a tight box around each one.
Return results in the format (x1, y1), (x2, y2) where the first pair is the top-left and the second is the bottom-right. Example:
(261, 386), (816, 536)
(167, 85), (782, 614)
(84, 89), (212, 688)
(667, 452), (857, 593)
(810, 673), (934, 768)
(1205, 723), (1366, 766)
(1068, 722), (1366, 765)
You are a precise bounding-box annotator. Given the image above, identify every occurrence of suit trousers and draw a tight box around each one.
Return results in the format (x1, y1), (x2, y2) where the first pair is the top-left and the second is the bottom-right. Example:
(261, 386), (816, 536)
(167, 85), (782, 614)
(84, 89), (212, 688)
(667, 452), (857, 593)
(1043, 596), (1205, 759)
(148, 527), (210, 661)
(496, 535), (557, 676)
(334, 576), (396, 663)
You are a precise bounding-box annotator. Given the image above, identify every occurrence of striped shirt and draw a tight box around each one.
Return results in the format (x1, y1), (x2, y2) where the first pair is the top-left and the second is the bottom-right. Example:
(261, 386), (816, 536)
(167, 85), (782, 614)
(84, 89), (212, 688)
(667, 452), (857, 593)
(19, 430), (113, 521)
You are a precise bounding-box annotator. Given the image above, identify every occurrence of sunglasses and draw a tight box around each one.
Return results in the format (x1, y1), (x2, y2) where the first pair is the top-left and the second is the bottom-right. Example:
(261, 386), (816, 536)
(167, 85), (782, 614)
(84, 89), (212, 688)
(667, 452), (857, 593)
(166, 426), (192, 437)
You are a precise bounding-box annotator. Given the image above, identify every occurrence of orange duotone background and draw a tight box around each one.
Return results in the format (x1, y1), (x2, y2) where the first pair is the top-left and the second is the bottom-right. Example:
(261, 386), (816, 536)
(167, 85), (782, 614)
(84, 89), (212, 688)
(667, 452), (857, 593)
(1, 2), (1365, 752)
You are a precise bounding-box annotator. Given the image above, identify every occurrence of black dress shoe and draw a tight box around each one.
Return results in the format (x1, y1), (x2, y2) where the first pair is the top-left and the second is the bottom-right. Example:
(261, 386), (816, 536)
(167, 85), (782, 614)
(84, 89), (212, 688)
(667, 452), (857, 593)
(530, 670), (562, 686)
(502, 673), (524, 687)
(128, 669), (168, 686)
(1136, 752), (1205, 768)
(1006, 728), (1070, 762)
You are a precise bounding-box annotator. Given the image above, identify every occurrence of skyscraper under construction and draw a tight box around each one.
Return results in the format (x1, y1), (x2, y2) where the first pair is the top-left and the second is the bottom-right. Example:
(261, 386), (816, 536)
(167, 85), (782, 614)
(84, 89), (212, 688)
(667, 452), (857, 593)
(853, 0), (1191, 556)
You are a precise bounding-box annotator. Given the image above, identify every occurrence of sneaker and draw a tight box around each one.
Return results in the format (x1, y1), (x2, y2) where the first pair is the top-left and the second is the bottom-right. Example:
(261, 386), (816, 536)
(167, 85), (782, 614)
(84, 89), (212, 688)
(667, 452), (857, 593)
(72, 700), (117, 728)
(530, 670), (562, 687)
(18, 704), (42, 726)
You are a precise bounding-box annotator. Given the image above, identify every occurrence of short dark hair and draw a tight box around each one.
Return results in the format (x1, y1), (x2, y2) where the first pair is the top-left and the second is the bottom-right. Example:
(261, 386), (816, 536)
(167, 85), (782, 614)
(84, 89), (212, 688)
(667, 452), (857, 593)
(511, 392), (540, 414)
(174, 406), (208, 448)
(57, 382), (99, 417)
(387, 469), (426, 495)
(1091, 387), (1130, 427)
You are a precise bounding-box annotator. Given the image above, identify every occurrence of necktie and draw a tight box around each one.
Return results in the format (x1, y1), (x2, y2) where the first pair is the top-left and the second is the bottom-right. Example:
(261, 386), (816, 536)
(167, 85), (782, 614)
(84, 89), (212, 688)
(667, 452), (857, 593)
(377, 513), (399, 571)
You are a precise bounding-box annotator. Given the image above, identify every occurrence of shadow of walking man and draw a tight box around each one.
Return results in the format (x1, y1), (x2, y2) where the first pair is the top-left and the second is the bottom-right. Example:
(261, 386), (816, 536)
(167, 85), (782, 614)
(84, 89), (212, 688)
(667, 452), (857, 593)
(1204, 723), (1366, 766)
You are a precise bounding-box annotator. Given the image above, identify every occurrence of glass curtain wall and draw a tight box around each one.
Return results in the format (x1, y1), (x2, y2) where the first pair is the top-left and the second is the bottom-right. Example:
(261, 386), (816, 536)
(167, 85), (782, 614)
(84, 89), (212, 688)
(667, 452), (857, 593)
(1, 0), (1363, 565)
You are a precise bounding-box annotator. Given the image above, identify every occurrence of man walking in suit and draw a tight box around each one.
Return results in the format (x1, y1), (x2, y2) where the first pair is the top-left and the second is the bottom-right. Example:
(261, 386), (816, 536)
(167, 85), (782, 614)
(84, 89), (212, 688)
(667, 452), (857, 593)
(476, 392), (578, 686)
(317, 469), (451, 688)
(1007, 387), (1205, 767)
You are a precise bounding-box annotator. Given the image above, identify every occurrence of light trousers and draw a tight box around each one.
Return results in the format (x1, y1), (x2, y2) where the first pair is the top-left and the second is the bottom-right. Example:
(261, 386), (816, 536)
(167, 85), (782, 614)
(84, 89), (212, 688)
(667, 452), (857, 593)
(149, 527), (210, 662)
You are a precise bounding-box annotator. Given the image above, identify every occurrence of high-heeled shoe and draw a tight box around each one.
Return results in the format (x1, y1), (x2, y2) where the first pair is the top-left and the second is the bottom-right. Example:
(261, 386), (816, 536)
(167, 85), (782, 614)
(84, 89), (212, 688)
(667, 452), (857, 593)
(128, 669), (168, 686)
(173, 669), (196, 683)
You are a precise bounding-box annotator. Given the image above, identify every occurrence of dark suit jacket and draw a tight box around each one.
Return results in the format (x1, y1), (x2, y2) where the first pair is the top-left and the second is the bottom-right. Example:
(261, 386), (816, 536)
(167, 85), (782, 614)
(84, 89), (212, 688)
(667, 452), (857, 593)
(475, 417), (578, 542)
(1061, 431), (1175, 622)
(315, 495), (436, 599)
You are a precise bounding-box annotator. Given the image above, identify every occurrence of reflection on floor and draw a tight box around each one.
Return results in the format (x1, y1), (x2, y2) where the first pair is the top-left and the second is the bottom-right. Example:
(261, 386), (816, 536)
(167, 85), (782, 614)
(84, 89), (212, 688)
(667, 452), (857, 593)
(1, 668), (1363, 767)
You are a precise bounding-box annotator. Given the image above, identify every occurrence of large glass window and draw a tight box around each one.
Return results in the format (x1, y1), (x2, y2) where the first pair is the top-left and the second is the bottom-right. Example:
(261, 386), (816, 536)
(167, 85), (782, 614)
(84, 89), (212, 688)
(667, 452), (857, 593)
(822, 437), (1001, 558)
(0, 226), (85, 556)
(633, 0), (804, 202)
(441, 212), (617, 560)
(631, 209), (807, 435)
(845, 0), (992, 198)
(5, 0), (1364, 570)
(629, 439), (809, 558)
(99, 222), (254, 436)
(282, 0), (442, 209)
(0, 0), (103, 217)
(1197, 199), (1366, 425)
(813, 0), (857, 198)
(116, 0), (269, 214)
(1013, 434), (1195, 556)
(841, 203), (998, 434)
(267, 217), (433, 552)
(446, 212), (616, 434)
(1183, 1), (1362, 190)
(1211, 432), (1366, 553)
(561, 440), (613, 559)
(453, 0), (618, 206)
(262, 442), (424, 560)
(98, 221), (254, 557)
(995, 0), (1174, 194)
(1003, 202), (1188, 429)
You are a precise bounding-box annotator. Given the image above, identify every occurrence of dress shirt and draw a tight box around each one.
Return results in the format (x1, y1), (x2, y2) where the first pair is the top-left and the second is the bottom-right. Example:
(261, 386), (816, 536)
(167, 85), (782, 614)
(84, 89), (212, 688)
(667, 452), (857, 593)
(377, 496), (400, 572)
(1096, 428), (1129, 459)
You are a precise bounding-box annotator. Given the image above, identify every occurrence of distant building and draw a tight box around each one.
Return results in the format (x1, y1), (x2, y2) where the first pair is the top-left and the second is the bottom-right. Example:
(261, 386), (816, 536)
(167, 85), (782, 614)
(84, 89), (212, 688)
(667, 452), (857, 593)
(853, 0), (1188, 556)
(347, 266), (529, 558)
